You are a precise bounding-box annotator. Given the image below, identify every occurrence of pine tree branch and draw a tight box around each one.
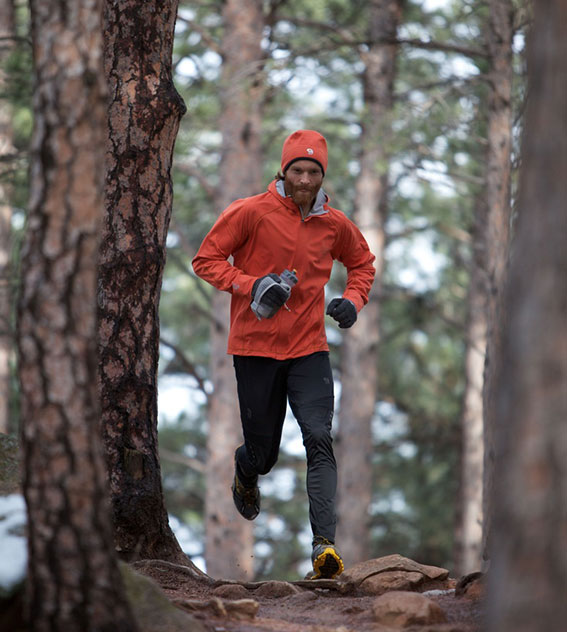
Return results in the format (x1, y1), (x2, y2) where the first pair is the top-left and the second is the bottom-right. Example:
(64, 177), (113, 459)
(0, 152), (23, 163)
(175, 14), (221, 55)
(395, 74), (488, 100)
(265, 0), (291, 27)
(414, 165), (484, 187)
(0, 35), (32, 47)
(275, 17), (361, 46)
(395, 37), (489, 59)
(401, 156), (484, 187)
(436, 222), (472, 244)
(160, 337), (210, 401)
(174, 162), (216, 200)
(169, 216), (198, 261)
(271, 16), (490, 59)
(166, 249), (193, 277)
(165, 248), (215, 311)
(386, 222), (432, 243)
(159, 446), (206, 474)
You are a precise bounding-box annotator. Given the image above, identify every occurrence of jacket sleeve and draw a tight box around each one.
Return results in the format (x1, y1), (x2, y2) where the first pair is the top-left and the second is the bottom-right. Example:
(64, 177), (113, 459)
(192, 201), (257, 297)
(332, 216), (376, 312)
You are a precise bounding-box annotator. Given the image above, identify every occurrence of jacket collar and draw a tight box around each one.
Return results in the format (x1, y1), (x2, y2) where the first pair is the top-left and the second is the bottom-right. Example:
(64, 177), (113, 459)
(272, 179), (329, 217)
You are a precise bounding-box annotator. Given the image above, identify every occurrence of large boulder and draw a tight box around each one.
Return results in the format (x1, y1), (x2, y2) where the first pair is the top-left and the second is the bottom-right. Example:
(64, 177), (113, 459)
(341, 554), (450, 596)
(372, 590), (447, 628)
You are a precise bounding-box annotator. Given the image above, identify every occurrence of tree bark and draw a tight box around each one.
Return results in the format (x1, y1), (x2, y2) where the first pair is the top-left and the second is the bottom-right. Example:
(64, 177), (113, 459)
(18, 0), (138, 628)
(0, 0), (15, 435)
(454, 196), (488, 576)
(481, 0), (514, 564)
(204, 0), (263, 581)
(487, 3), (567, 629)
(336, 0), (402, 566)
(99, 0), (188, 563)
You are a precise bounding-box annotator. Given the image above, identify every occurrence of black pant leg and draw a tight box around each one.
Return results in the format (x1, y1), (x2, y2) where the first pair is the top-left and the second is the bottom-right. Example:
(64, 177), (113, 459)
(287, 352), (336, 542)
(233, 355), (288, 483)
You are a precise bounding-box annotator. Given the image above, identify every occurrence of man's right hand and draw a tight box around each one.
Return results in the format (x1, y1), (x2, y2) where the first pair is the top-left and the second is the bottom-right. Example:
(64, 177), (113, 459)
(252, 274), (289, 313)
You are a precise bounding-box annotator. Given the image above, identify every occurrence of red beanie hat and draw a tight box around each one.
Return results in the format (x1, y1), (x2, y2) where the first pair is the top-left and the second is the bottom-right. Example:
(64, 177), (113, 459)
(281, 130), (328, 176)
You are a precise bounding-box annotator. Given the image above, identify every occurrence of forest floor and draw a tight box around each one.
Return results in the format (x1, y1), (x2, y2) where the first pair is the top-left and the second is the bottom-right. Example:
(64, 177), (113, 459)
(0, 435), (483, 631)
(134, 555), (485, 632)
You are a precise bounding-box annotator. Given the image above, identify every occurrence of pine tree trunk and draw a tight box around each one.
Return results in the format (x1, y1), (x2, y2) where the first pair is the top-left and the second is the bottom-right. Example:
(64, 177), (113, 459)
(336, 0), (402, 566)
(481, 0), (514, 564)
(487, 3), (567, 629)
(18, 0), (137, 628)
(454, 197), (488, 576)
(205, 0), (263, 581)
(99, 0), (188, 563)
(0, 0), (15, 435)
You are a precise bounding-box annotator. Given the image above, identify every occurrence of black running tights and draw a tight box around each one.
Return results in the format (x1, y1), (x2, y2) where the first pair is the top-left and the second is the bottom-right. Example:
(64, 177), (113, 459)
(233, 351), (336, 543)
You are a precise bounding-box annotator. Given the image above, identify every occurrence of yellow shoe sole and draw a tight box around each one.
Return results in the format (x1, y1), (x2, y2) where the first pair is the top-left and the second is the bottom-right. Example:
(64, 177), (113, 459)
(311, 546), (344, 580)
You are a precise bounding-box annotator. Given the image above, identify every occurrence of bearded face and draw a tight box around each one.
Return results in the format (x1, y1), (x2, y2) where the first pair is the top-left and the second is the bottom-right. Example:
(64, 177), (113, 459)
(284, 160), (324, 211)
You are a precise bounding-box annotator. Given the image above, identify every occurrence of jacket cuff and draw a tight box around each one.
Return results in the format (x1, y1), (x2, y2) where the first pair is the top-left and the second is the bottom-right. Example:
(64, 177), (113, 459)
(231, 273), (257, 297)
(342, 291), (363, 313)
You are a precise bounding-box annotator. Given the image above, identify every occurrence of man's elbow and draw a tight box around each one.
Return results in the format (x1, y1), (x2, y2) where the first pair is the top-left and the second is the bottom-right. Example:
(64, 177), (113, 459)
(191, 254), (208, 281)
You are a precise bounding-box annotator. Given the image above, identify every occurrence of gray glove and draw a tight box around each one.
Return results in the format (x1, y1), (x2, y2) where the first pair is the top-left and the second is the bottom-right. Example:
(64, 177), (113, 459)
(251, 274), (289, 318)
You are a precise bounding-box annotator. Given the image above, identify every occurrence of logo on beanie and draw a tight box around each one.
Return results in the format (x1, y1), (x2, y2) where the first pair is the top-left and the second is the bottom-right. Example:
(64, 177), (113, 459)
(307, 148), (314, 154)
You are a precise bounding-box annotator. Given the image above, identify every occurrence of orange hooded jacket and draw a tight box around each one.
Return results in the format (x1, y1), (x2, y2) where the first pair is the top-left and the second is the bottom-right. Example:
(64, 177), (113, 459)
(192, 179), (376, 360)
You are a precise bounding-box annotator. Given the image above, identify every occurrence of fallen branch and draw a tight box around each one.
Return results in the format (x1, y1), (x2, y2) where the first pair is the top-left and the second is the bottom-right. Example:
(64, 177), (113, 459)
(211, 576), (356, 594)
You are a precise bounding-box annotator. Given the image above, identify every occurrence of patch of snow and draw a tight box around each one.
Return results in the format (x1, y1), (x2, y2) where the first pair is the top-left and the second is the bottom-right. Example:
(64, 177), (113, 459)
(422, 588), (455, 596)
(0, 494), (27, 592)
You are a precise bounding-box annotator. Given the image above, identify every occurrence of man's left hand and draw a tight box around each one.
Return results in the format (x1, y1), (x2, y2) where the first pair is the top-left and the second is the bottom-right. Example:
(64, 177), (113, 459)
(326, 298), (357, 329)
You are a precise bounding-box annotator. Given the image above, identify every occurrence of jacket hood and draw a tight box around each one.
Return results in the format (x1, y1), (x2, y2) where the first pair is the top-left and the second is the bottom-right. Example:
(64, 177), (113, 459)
(274, 179), (329, 217)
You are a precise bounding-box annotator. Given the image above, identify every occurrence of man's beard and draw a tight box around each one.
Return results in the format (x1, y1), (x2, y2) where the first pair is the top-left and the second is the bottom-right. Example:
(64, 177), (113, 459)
(288, 184), (320, 209)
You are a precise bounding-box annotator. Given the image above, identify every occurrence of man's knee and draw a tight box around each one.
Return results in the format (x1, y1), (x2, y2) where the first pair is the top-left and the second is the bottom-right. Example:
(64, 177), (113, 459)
(302, 421), (333, 453)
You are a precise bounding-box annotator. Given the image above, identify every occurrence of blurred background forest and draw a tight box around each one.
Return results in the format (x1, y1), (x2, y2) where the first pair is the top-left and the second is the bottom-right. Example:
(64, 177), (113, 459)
(1, 0), (529, 583)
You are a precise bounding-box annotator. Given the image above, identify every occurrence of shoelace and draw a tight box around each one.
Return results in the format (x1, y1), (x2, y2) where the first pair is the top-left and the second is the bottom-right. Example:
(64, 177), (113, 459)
(235, 478), (258, 502)
(242, 487), (257, 502)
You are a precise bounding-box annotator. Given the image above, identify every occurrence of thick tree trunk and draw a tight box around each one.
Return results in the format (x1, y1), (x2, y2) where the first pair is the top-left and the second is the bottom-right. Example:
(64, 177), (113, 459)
(205, 0), (263, 581)
(481, 0), (514, 564)
(454, 198), (488, 576)
(18, 0), (137, 628)
(487, 3), (567, 629)
(99, 0), (188, 563)
(336, 0), (402, 566)
(0, 0), (15, 435)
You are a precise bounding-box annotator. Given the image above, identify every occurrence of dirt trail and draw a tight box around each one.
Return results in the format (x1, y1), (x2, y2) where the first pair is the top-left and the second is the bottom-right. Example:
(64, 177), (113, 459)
(134, 557), (484, 632)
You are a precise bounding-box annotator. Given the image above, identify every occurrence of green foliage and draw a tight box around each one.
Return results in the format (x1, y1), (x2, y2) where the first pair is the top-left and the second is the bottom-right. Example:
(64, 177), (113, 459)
(1, 6), (33, 436)
(4, 0), (525, 584)
(3, 51), (32, 146)
(2, 35), (32, 210)
(159, 410), (207, 535)
(253, 459), (311, 580)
